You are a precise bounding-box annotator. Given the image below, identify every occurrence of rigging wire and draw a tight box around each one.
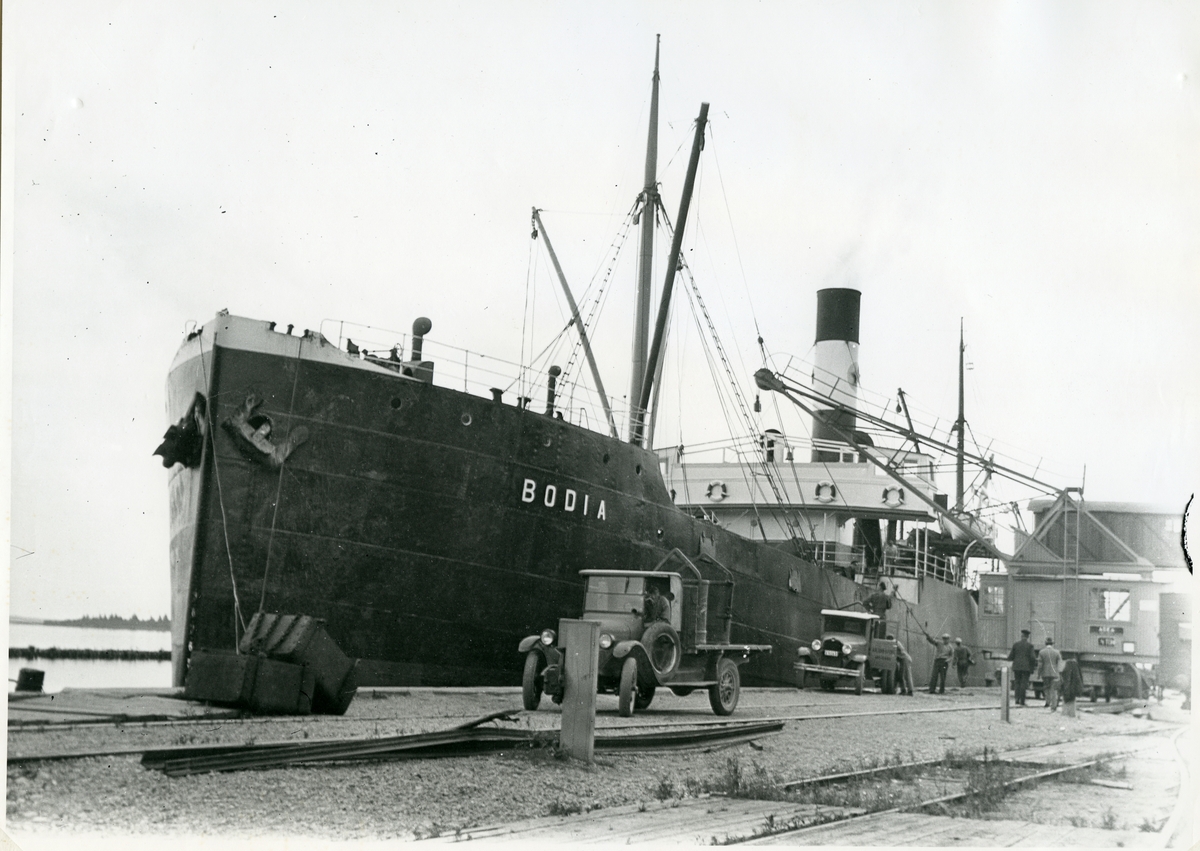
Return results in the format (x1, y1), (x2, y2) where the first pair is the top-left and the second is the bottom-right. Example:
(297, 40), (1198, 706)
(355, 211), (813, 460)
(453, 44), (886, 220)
(260, 337), (305, 613)
(519, 233), (537, 401)
(707, 122), (762, 346)
(664, 207), (805, 548)
(554, 201), (638, 400)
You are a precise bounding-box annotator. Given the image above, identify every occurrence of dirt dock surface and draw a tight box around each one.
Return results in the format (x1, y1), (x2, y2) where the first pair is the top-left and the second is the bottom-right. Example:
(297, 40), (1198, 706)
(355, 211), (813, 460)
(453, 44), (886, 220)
(5, 685), (1190, 847)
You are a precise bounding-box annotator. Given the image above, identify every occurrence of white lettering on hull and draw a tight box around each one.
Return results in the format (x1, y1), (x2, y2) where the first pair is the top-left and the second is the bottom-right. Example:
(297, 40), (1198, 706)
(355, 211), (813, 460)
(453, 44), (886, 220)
(521, 478), (606, 521)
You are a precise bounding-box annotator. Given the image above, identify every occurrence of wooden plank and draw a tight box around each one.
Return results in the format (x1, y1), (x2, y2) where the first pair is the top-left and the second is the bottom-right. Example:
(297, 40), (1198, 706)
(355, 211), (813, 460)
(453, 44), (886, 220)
(752, 812), (1155, 847)
(442, 797), (859, 845)
(558, 618), (599, 764)
(7, 692), (240, 726)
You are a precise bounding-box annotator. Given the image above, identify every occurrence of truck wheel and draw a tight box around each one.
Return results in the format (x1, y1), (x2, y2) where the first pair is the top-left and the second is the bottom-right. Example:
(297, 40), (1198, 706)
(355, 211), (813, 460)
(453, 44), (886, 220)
(522, 651), (543, 711)
(641, 622), (681, 678)
(618, 657), (638, 717)
(797, 672), (807, 691)
(670, 687), (695, 697)
(709, 658), (740, 716)
(635, 685), (656, 710)
(882, 669), (895, 695)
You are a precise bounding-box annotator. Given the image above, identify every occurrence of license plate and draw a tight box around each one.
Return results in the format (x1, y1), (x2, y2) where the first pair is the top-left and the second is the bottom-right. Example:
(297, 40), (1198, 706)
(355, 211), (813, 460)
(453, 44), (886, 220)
(824, 650), (839, 657)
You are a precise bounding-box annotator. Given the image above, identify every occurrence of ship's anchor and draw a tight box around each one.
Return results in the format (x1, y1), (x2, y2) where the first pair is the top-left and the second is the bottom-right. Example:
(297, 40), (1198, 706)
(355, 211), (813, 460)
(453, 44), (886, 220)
(153, 392), (207, 469)
(223, 394), (309, 469)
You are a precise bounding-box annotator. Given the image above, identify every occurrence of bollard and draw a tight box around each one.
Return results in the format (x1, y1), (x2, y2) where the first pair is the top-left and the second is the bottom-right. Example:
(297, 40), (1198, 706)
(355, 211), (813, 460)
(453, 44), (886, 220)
(1000, 665), (1010, 723)
(559, 618), (600, 763)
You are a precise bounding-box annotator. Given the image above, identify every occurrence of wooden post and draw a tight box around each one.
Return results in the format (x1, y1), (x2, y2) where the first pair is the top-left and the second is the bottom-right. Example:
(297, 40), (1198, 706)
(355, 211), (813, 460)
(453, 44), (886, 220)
(1000, 665), (1010, 723)
(559, 618), (600, 763)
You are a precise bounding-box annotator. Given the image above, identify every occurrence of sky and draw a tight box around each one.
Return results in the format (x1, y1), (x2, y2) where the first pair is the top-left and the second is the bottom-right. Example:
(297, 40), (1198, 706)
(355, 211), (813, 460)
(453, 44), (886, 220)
(3, 2), (1198, 620)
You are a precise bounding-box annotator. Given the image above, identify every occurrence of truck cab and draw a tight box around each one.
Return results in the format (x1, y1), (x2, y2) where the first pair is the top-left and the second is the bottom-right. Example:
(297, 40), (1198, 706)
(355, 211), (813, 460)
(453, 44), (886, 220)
(795, 609), (898, 695)
(519, 549), (771, 716)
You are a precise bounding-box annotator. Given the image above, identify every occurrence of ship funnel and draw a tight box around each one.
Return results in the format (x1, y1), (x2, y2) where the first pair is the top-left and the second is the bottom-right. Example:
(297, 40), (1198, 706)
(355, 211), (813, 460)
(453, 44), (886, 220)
(811, 288), (860, 462)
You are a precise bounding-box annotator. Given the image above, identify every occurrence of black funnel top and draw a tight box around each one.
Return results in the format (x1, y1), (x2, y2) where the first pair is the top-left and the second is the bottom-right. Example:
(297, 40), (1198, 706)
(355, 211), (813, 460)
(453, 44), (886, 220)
(814, 288), (861, 344)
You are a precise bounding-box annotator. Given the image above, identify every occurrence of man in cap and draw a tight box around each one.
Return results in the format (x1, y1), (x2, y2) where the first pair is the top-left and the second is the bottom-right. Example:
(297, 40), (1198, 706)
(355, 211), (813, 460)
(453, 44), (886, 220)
(926, 633), (953, 694)
(865, 581), (894, 631)
(952, 638), (974, 688)
(1006, 628), (1038, 706)
(643, 582), (673, 625)
(1037, 637), (1063, 711)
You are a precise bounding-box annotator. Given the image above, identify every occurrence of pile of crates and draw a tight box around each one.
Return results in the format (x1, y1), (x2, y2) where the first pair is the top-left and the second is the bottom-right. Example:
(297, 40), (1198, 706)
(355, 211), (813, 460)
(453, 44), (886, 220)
(183, 613), (358, 715)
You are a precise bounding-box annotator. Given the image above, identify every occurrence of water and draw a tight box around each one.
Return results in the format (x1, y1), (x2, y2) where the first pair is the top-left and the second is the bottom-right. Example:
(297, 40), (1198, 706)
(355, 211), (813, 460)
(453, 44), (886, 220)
(7, 622), (173, 694)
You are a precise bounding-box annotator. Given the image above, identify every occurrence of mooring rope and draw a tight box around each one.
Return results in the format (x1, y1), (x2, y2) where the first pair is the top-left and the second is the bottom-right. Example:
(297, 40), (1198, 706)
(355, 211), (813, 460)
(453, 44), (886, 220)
(197, 334), (247, 644)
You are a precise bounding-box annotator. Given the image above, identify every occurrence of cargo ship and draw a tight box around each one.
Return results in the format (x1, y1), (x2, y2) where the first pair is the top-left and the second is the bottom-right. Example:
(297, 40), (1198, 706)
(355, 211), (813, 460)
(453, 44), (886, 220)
(156, 47), (987, 689)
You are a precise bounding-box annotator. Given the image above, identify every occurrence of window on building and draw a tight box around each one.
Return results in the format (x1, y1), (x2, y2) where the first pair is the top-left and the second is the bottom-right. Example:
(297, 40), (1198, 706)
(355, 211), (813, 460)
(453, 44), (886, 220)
(982, 585), (1005, 615)
(1090, 589), (1132, 622)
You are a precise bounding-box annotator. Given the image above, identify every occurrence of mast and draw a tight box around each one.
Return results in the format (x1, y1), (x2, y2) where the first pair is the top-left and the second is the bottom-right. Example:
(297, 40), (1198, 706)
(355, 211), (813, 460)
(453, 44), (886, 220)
(634, 101), (709, 446)
(955, 319), (965, 513)
(628, 35), (661, 442)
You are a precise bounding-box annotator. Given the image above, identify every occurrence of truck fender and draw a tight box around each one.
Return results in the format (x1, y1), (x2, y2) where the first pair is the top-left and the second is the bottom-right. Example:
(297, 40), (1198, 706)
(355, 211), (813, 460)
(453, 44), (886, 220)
(612, 640), (644, 660)
(518, 639), (562, 667)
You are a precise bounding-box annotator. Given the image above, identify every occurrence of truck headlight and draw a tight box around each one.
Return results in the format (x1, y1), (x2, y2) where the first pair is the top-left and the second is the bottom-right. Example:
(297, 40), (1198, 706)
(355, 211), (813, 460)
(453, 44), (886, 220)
(540, 629), (556, 646)
(811, 639), (822, 651)
(599, 634), (613, 649)
(842, 645), (852, 656)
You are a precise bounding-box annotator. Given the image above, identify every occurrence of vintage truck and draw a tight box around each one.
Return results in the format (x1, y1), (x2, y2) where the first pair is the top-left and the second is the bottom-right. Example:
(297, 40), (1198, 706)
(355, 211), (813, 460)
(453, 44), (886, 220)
(518, 549), (771, 716)
(795, 609), (898, 695)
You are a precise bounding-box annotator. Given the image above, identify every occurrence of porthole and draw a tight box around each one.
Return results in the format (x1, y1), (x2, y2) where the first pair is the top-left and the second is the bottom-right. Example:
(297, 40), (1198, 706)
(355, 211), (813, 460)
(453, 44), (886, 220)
(602, 453), (610, 464)
(635, 464), (642, 475)
(461, 413), (473, 426)
(544, 436), (552, 448)
(390, 397), (402, 410)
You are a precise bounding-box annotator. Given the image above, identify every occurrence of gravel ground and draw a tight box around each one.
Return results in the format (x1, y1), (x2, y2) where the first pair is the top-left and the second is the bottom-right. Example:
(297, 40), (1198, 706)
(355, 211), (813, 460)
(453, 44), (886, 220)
(4, 685), (1181, 848)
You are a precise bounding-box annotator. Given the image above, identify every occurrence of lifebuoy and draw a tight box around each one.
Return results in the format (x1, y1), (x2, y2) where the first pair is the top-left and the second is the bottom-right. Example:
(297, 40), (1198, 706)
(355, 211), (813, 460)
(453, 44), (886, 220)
(815, 481), (837, 503)
(882, 486), (905, 507)
(706, 481), (728, 501)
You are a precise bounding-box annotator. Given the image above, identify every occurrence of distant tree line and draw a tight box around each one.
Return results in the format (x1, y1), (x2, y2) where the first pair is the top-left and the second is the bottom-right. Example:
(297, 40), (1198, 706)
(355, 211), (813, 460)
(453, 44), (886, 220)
(43, 614), (171, 632)
(9, 647), (170, 661)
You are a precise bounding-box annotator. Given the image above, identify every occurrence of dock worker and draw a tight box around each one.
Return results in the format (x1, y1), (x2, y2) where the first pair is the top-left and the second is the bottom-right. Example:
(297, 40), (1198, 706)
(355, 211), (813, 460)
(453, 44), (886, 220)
(643, 583), (672, 624)
(1037, 637), (1063, 711)
(1006, 629), (1038, 706)
(1060, 658), (1084, 717)
(865, 581), (893, 631)
(888, 633), (914, 696)
(952, 638), (974, 688)
(926, 633), (953, 694)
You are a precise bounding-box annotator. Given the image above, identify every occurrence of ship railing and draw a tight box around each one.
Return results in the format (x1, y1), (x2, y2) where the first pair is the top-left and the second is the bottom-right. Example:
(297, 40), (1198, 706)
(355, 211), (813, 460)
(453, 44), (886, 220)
(320, 319), (634, 437)
(659, 435), (812, 465)
(659, 434), (935, 483)
(801, 539), (959, 587)
(880, 541), (959, 585)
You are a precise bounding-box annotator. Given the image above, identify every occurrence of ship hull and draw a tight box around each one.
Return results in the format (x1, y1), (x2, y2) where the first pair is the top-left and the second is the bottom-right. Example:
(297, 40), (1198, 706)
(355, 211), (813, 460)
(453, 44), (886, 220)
(165, 316), (977, 688)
